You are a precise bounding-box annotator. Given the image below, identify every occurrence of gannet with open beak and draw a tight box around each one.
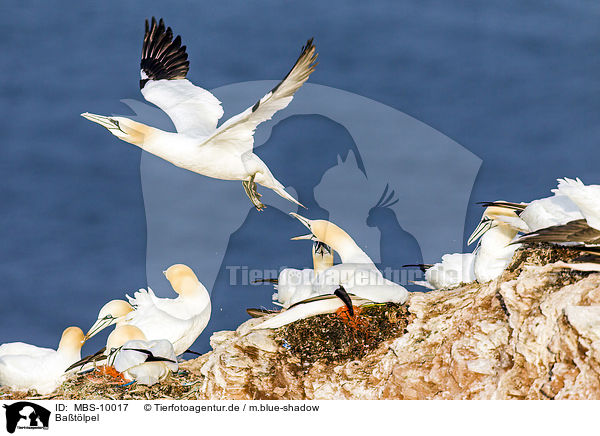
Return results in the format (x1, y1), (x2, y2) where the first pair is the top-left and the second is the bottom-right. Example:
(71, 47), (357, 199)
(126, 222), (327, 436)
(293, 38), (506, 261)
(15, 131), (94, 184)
(84, 264), (211, 356)
(516, 178), (600, 245)
(0, 327), (85, 395)
(289, 213), (409, 304)
(82, 17), (317, 211)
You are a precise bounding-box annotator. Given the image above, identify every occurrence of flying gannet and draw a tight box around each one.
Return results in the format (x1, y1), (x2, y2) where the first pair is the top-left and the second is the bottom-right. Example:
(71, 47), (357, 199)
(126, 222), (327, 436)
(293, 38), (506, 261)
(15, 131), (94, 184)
(82, 17), (317, 211)
(289, 213), (409, 304)
(84, 264), (211, 356)
(0, 327), (85, 395)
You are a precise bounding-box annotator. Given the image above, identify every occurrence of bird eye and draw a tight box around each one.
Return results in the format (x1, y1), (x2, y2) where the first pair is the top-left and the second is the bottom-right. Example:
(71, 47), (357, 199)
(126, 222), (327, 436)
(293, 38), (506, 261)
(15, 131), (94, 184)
(111, 119), (120, 128)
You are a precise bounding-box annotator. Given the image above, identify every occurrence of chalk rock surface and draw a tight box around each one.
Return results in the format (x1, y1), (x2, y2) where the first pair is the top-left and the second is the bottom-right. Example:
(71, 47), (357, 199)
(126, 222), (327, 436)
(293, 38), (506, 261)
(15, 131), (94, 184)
(187, 259), (600, 399)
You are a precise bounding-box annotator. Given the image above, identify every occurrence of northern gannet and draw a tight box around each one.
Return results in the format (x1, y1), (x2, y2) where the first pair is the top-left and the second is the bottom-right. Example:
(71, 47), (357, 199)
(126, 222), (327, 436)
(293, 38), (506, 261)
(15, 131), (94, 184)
(468, 205), (521, 283)
(106, 326), (178, 386)
(407, 205), (521, 289)
(289, 213), (409, 304)
(252, 285), (371, 330)
(85, 264), (211, 356)
(0, 327), (85, 395)
(82, 17), (317, 210)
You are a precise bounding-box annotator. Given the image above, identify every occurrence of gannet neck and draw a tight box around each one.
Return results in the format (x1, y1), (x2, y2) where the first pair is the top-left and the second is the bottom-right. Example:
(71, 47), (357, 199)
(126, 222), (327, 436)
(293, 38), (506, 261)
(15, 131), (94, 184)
(334, 238), (373, 265)
(480, 223), (519, 250)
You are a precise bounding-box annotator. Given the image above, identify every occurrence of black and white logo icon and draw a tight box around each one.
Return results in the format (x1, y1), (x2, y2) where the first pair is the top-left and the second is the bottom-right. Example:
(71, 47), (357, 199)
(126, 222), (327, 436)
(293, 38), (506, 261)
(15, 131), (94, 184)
(3, 402), (50, 433)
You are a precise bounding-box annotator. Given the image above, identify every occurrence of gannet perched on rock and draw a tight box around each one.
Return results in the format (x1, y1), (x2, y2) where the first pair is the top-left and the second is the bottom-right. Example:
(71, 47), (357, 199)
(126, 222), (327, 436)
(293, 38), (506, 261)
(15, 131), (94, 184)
(468, 205), (521, 283)
(85, 264), (211, 356)
(82, 17), (317, 210)
(0, 327), (85, 395)
(289, 213), (409, 304)
(407, 205), (522, 289)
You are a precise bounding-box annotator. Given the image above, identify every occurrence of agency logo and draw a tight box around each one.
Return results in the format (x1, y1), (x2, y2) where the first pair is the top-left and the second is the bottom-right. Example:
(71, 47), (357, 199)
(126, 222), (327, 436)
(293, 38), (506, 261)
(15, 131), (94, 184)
(2, 402), (50, 433)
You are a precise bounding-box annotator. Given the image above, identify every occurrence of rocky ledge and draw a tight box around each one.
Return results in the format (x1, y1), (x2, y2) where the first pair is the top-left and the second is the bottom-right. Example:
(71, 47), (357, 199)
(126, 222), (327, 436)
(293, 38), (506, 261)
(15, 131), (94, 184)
(3, 246), (600, 400)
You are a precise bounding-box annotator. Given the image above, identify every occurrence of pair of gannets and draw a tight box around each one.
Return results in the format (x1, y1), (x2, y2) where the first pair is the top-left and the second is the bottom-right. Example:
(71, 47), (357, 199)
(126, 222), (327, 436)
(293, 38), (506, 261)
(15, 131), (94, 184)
(85, 264), (210, 357)
(82, 17), (317, 211)
(252, 214), (408, 329)
(410, 205), (522, 290)
(0, 327), (85, 395)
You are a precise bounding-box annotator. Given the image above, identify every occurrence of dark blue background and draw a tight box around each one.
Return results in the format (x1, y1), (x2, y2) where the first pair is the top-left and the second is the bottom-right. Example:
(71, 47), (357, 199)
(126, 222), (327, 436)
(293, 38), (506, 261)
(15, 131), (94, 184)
(1, 1), (598, 352)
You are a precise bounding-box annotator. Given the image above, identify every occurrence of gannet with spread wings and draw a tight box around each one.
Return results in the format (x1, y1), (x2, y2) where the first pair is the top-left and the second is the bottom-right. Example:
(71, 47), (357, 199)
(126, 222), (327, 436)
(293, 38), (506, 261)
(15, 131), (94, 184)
(82, 17), (317, 210)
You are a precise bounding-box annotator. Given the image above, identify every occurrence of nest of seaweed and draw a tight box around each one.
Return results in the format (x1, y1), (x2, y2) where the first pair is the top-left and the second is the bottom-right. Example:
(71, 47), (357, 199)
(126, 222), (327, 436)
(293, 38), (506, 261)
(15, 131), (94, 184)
(0, 369), (202, 401)
(276, 303), (411, 365)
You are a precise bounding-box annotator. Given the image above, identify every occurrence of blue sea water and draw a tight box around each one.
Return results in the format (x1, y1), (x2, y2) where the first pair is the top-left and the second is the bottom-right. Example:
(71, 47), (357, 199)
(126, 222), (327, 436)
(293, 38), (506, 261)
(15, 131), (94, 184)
(0, 1), (599, 354)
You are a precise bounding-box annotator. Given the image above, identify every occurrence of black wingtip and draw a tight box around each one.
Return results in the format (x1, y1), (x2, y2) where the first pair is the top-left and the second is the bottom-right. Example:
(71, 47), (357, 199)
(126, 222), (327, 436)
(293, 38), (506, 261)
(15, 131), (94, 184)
(140, 17), (189, 89)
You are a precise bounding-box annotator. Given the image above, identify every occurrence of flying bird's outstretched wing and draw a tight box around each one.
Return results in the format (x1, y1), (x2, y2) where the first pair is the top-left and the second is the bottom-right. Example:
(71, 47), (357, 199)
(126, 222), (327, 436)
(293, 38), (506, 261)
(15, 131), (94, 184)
(140, 17), (224, 138)
(198, 38), (318, 155)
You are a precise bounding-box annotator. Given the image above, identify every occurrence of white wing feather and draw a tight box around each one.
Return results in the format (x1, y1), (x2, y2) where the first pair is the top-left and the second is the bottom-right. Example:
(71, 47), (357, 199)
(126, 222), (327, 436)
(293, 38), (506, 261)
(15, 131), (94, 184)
(198, 39), (317, 156)
(141, 79), (223, 138)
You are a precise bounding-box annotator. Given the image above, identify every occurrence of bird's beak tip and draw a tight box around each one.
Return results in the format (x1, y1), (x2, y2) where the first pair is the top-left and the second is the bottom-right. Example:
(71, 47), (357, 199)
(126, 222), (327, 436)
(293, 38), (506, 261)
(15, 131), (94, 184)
(291, 234), (313, 241)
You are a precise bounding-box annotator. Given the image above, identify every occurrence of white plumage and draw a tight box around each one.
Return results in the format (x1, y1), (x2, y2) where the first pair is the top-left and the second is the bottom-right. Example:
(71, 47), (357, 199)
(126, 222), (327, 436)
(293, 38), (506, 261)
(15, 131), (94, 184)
(85, 264), (211, 356)
(112, 339), (178, 386)
(289, 213), (408, 304)
(0, 327), (84, 395)
(82, 17), (317, 210)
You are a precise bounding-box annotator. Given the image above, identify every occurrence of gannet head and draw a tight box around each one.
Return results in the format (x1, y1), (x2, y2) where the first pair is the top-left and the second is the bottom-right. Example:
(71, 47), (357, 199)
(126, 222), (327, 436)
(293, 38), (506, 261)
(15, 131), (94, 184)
(290, 213), (351, 249)
(106, 325), (146, 353)
(85, 300), (134, 340)
(81, 113), (152, 146)
(312, 240), (334, 273)
(57, 326), (85, 352)
(164, 264), (201, 296)
(468, 205), (519, 245)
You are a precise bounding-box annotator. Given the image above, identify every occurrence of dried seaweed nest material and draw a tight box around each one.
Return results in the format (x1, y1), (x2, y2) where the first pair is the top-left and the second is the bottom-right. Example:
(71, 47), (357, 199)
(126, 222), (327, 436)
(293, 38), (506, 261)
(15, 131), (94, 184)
(277, 303), (411, 364)
(507, 243), (589, 275)
(0, 368), (203, 401)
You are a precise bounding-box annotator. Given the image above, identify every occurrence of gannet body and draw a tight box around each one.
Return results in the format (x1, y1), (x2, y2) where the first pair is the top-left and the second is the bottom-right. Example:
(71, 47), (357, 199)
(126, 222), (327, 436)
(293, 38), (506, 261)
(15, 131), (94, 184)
(82, 18), (317, 211)
(410, 252), (476, 290)
(253, 291), (371, 330)
(516, 178), (600, 245)
(289, 214), (409, 304)
(103, 326), (178, 386)
(0, 327), (85, 395)
(271, 240), (334, 308)
(409, 205), (521, 289)
(85, 264), (211, 356)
